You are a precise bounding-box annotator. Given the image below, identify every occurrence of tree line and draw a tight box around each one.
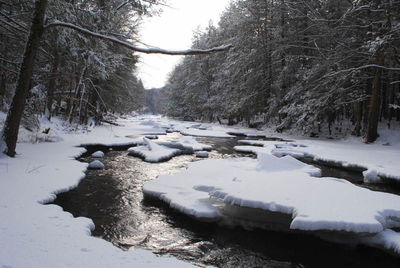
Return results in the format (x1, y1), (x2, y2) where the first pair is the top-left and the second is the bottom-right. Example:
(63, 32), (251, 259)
(0, 0), (231, 156)
(160, 0), (400, 142)
(0, 0), (155, 124)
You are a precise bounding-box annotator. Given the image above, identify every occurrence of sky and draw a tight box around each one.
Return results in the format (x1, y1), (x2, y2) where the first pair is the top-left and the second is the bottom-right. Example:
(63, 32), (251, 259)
(137, 0), (232, 89)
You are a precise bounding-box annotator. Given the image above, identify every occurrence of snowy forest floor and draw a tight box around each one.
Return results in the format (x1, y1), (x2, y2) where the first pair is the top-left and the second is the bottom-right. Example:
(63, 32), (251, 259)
(1, 113), (400, 267)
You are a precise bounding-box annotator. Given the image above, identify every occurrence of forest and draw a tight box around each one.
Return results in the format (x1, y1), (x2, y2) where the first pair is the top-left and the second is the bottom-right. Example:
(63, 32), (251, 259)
(159, 0), (400, 142)
(0, 0), (154, 121)
(0, 0), (155, 156)
(2, 1), (400, 268)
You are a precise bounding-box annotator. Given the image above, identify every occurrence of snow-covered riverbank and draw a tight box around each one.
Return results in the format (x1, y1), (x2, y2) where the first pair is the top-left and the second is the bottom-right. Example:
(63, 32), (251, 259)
(0, 115), (197, 268)
(1, 114), (400, 267)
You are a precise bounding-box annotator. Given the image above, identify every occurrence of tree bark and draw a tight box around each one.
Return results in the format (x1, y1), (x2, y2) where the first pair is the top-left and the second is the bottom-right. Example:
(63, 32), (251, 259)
(1, 0), (48, 157)
(0, 72), (6, 108)
(68, 64), (87, 124)
(46, 49), (60, 120)
(365, 52), (385, 143)
(352, 101), (363, 137)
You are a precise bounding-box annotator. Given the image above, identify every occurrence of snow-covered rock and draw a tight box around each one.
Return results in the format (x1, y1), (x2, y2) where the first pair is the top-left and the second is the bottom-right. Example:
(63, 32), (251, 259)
(91, 151), (105, 158)
(363, 169), (381, 183)
(195, 151), (209, 158)
(88, 160), (105, 170)
(128, 138), (181, 163)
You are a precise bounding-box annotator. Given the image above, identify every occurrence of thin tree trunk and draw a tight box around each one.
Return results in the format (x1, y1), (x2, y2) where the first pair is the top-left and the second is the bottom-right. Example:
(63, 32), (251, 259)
(68, 65), (87, 123)
(0, 73), (6, 108)
(46, 49), (60, 120)
(1, 0), (48, 157)
(365, 52), (385, 143)
(352, 102), (363, 137)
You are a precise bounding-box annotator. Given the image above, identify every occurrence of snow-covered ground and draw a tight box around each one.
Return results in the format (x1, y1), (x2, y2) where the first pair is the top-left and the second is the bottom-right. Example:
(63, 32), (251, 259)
(272, 138), (400, 183)
(0, 115), (199, 268)
(1, 113), (400, 267)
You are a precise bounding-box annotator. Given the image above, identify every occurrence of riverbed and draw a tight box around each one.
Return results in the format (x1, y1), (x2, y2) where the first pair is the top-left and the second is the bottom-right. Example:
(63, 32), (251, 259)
(52, 133), (400, 268)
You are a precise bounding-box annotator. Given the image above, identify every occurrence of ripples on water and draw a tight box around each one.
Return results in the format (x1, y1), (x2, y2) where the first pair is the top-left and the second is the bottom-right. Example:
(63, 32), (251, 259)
(52, 134), (400, 268)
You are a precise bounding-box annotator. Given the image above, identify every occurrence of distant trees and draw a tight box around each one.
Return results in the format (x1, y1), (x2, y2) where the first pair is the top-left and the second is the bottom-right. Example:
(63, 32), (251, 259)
(0, 0), (231, 156)
(163, 0), (400, 141)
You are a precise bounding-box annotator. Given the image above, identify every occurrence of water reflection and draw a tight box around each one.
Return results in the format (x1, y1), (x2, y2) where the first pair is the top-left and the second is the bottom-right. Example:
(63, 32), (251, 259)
(52, 134), (400, 268)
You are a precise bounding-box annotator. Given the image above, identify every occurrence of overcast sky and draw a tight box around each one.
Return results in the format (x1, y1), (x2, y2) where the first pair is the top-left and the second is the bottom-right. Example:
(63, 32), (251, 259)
(137, 0), (232, 89)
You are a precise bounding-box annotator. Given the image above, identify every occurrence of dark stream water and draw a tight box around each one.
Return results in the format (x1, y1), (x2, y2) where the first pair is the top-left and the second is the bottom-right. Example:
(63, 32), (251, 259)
(52, 134), (400, 268)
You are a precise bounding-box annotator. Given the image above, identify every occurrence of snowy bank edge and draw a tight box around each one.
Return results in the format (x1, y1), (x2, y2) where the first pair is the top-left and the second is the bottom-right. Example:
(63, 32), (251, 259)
(0, 138), (198, 268)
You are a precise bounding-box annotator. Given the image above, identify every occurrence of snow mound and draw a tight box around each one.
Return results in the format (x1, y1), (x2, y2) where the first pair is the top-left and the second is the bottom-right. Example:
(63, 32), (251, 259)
(363, 229), (400, 254)
(180, 128), (234, 138)
(128, 138), (181, 163)
(238, 140), (268, 146)
(143, 154), (400, 237)
(257, 153), (321, 176)
(235, 145), (270, 155)
(91, 151), (105, 158)
(156, 137), (212, 153)
(88, 160), (105, 170)
(363, 169), (381, 183)
(177, 136), (212, 151)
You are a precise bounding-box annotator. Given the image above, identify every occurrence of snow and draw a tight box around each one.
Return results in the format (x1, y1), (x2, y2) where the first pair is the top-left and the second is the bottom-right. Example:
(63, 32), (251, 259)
(91, 151), (105, 158)
(0, 114), (202, 268)
(143, 152), (400, 253)
(176, 136), (212, 151)
(48, 21), (232, 56)
(235, 134), (400, 183)
(227, 130), (270, 138)
(88, 160), (105, 170)
(2, 113), (400, 265)
(271, 139), (400, 182)
(238, 140), (269, 146)
(363, 229), (400, 254)
(128, 138), (181, 163)
(180, 127), (234, 138)
(235, 145), (271, 156)
(195, 151), (209, 158)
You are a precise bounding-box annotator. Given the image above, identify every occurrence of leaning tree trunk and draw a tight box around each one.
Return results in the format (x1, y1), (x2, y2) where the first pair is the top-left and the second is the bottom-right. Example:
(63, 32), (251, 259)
(1, 0), (48, 156)
(365, 52), (385, 143)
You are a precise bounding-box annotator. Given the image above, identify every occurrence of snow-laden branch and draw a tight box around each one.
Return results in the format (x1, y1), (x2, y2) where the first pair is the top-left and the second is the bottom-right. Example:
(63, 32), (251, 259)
(45, 21), (233, 55)
(324, 64), (400, 78)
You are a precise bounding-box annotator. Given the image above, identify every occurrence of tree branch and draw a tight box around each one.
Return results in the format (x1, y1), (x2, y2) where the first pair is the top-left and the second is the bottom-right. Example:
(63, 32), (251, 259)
(44, 21), (233, 55)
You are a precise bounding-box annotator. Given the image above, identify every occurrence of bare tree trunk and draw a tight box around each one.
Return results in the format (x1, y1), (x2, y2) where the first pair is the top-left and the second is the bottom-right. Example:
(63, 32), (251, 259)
(46, 49), (60, 120)
(68, 65), (87, 123)
(365, 52), (385, 143)
(352, 101), (363, 136)
(0, 73), (6, 108)
(1, 0), (48, 157)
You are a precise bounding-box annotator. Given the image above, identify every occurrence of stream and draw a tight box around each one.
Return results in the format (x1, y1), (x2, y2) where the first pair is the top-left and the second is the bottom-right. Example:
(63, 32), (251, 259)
(51, 133), (400, 268)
